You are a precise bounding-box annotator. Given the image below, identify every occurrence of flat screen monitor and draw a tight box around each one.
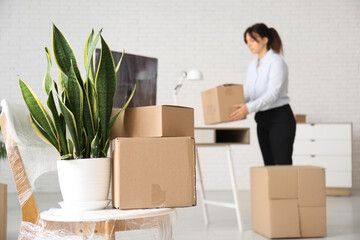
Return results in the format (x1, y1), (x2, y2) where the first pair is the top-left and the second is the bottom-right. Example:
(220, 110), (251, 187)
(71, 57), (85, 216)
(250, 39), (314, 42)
(95, 49), (157, 108)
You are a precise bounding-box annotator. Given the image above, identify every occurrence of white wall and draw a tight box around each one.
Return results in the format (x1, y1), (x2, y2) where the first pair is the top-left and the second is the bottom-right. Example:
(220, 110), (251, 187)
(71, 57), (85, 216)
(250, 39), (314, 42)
(0, 0), (359, 192)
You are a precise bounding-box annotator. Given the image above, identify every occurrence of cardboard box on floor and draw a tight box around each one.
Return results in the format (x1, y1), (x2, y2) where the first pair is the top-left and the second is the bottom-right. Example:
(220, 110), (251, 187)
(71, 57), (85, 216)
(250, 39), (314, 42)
(0, 183), (7, 240)
(112, 137), (196, 209)
(201, 84), (245, 125)
(110, 105), (194, 139)
(250, 166), (326, 238)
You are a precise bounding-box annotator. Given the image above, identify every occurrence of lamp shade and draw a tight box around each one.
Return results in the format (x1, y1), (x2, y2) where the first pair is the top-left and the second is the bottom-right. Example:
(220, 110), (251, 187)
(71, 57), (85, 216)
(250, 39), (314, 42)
(186, 69), (203, 81)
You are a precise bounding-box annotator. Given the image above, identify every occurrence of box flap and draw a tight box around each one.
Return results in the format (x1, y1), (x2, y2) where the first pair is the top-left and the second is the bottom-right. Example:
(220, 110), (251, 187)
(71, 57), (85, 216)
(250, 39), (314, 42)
(161, 105), (193, 109)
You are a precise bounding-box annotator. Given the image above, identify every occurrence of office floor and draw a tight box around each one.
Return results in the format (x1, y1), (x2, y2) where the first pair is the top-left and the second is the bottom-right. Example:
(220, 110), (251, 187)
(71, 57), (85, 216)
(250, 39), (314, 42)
(5, 190), (360, 240)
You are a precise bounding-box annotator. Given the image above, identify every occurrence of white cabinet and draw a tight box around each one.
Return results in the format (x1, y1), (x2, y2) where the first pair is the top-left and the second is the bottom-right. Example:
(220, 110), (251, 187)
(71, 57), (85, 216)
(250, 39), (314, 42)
(293, 123), (352, 194)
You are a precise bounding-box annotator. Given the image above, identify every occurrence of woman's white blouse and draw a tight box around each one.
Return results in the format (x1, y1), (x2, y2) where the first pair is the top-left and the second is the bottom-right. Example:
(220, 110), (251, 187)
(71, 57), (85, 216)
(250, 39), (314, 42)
(244, 49), (290, 114)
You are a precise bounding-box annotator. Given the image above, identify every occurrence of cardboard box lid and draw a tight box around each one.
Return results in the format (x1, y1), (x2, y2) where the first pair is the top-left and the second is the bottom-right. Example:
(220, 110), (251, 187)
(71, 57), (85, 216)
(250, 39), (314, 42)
(252, 166), (326, 205)
(112, 137), (196, 209)
(111, 105), (194, 138)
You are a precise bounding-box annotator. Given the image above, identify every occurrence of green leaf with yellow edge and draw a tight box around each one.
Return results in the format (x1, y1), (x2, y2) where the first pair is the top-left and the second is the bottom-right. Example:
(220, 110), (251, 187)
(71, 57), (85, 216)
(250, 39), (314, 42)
(52, 23), (83, 86)
(84, 29), (102, 84)
(29, 114), (58, 151)
(19, 77), (58, 148)
(43, 47), (53, 96)
(115, 49), (125, 73)
(67, 61), (83, 146)
(47, 90), (68, 155)
(91, 130), (100, 158)
(56, 92), (80, 158)
(95, 35), (116, 149)
(108, 83), (136, 137)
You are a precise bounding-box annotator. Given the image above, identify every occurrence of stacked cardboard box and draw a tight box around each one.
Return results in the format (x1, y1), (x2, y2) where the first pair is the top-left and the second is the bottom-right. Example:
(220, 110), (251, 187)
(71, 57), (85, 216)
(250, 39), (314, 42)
(111, 105), (196, 210)
(0, 183), (6, 240)
(250, 166), (326, 238)
(110, 105), (194, 138)
(201, 84), (245, 125)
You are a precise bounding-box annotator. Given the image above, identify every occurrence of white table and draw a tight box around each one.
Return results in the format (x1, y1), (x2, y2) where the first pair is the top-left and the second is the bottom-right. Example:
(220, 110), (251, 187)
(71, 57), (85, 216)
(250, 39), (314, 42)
(195, 127), (250, 231)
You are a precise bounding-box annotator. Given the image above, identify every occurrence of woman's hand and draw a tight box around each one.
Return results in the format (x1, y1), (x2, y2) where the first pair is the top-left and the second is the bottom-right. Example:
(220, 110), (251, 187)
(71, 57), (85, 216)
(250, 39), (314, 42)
(230, 104), (249, 121)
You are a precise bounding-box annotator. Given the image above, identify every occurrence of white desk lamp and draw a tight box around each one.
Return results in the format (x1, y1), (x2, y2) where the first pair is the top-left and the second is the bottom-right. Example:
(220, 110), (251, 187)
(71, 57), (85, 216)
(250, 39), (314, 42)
(173, 69), (203, 105)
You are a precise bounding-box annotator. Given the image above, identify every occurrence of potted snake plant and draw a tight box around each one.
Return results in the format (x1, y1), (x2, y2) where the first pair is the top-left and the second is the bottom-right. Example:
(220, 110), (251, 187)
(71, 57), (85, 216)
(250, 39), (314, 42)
(18, 24), (135, 211)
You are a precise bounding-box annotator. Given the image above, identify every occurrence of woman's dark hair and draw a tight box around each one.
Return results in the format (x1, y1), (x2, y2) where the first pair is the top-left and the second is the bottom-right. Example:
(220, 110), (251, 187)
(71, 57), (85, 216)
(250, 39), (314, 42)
(244, 23), (283, 55)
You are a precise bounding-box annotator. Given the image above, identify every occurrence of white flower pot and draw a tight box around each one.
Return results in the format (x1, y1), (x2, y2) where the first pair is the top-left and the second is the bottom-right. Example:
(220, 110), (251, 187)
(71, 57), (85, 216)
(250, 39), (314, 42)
(57, 157), (111, 211)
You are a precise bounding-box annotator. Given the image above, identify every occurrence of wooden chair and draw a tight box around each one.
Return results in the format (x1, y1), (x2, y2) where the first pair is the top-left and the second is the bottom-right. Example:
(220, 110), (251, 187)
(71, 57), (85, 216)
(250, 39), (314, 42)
(0, 100), (175, 239)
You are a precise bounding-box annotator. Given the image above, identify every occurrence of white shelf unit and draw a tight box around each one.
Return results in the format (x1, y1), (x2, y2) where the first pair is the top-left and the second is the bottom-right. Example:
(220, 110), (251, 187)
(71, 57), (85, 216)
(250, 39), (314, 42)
(293, 123), (353, 195)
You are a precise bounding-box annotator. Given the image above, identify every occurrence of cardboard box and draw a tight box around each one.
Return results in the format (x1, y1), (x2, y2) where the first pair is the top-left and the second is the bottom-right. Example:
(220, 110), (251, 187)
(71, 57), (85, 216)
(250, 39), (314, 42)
(250, 166), (326, 238)
(0, 183), (6, 240)
(110, 105), (194, 139)
(112, 137), (196, 209)
(295, 114), (306, 123)
(201, 84), (245, 125)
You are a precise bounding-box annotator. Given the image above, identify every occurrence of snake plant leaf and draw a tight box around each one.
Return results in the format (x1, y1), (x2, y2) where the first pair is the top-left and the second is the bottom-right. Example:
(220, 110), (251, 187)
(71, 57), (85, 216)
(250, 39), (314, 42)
(47, 90), (68, 155)
(29, 114), (59, 151)
(108, 84), (136, 137)
(43, 47), (53, 96)
(115, 49), (125, 73)
(91, 130), (100, 158)
(95, 35), (116, 149)
(84, 30), (95, 85)
(67, 61), (83, 145)
(61, 153), (72, 160)
(59, 71), (68, 94)
(52, 23), (83, 86)
(66, 138), (74, 159)
(101, 138), (110, 158)
(82, 85), (95, 143)
(53, 81), (67, 143)
(19, 77), (58, 146)
(82, 128), (90, 158)
(84, 29), (102, 84)
(84, 30), (94, 70)
(56, 92), (80, 158)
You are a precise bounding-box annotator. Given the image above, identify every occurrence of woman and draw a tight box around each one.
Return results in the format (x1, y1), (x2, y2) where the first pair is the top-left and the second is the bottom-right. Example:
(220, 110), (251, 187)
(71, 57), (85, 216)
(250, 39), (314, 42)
(230, 23), (296, 166)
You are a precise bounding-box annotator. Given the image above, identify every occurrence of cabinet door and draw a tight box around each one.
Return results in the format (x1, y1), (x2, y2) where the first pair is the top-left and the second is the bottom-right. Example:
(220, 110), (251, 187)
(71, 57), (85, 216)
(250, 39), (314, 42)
(296, 124), (351, 140)
(293, 140), (351, 155)
(293, 155), (352, 171)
